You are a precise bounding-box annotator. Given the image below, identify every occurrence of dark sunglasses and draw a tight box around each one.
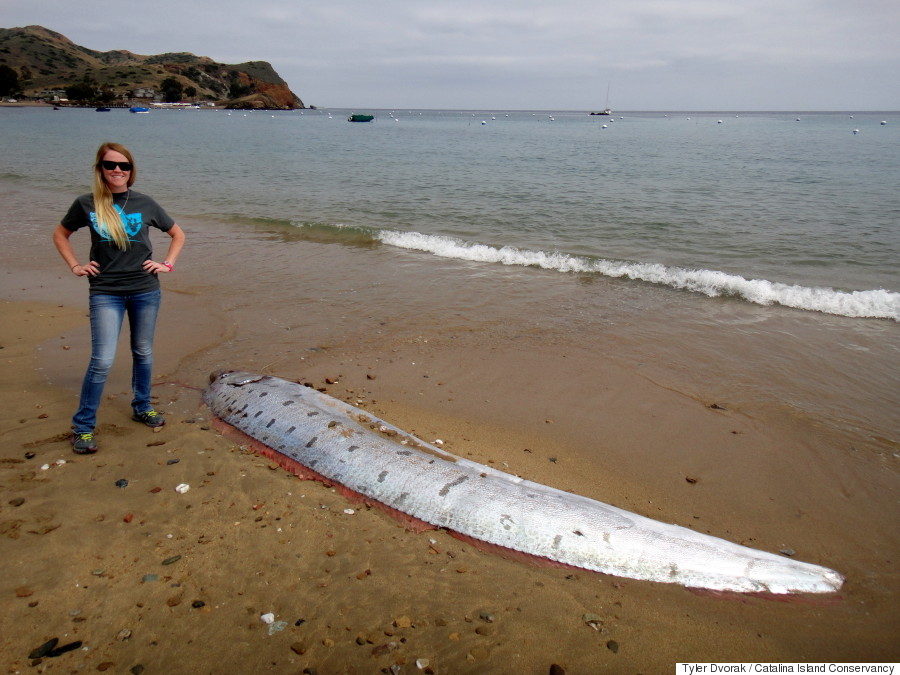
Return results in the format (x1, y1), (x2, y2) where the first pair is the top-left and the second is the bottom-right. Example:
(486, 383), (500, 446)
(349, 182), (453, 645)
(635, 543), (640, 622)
(99, 160), (133, 171)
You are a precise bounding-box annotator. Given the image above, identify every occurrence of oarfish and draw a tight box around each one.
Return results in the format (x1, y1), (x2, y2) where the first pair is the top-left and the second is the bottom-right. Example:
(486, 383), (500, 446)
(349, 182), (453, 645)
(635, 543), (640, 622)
(204, 370), (844, 594)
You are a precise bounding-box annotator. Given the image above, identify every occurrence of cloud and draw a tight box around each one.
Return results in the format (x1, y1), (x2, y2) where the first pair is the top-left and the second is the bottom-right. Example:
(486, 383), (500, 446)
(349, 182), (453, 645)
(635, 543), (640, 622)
(4, 0), (899, 109)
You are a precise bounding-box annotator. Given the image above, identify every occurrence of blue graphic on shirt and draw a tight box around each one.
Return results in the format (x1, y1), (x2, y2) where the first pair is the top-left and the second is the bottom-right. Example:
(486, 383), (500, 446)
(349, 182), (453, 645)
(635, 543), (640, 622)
(89, 205), (143, 241)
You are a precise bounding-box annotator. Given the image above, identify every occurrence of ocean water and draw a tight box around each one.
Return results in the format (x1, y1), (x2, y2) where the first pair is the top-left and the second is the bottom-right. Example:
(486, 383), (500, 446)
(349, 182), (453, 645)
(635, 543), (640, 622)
(3, 106), (897, 318)
(1, 106), (898, 450)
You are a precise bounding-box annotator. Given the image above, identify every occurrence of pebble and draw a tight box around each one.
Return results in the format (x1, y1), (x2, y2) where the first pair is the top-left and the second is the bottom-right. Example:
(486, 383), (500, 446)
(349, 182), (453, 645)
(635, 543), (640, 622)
(260, 612), (275, 624)
(130, 666), (145, 675)
(115, 478), (129, 489)
(582, 613), (603, 630)
(606, 640), (619, 653)
(268, 620), (288, 635)
(175, 483), (190, 493)
(142, 574), (159, 583)
(9, 497), (25, 507)
(161, 555), (182, 566)
(780, 548), (796, 557)
(116, 629), (132, 641)
(549, 665), (566, 675)
(191, 600), (206, 609)
(28, 638), (58, 659)
(166, 458), (180, 465)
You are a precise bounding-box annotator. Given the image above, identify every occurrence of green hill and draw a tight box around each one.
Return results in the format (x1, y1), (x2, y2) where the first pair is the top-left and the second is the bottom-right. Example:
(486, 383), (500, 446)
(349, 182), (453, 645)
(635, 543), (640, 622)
(0, 25), (306, 109)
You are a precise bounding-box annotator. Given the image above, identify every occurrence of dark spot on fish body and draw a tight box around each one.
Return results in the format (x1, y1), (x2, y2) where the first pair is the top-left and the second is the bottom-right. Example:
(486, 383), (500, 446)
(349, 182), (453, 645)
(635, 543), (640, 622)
(347, 445), (359, 453)
(573, 530), (584, 537)
(397, 492), (409, 503)
(283, 400), (294, 406)
(397, 450), (412, 457)
(287, 426), (296, 434)
(306, 437), (318, 448)
(254, 410), (263, 418)
(240, 404), (249, 412)
(266, 419), (276, 428)
(378, 471), (389, 483)
(439, 475), (468, 497)
(259, 392), (268, 397)
(307, 412), (319, 417)
(553, 535), (563, 549)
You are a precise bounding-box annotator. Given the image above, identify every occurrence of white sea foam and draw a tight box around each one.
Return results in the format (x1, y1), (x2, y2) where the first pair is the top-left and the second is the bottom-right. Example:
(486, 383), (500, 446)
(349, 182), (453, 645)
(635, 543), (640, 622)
(377, 230), (900, 321)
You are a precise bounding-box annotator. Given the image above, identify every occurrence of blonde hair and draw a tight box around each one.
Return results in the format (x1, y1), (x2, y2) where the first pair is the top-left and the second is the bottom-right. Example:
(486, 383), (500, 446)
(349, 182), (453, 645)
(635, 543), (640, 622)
(92, 142), (137, 250)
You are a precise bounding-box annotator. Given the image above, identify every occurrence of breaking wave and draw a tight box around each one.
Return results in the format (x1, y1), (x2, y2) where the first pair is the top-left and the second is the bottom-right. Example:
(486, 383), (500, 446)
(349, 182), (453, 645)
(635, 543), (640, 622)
(375, 230), (900, 321)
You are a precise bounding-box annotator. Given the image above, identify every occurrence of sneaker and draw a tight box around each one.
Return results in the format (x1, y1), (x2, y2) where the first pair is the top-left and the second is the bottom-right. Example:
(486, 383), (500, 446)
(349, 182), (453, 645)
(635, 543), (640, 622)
(132, 409), (165, 428)
(71, 432), (98, 455)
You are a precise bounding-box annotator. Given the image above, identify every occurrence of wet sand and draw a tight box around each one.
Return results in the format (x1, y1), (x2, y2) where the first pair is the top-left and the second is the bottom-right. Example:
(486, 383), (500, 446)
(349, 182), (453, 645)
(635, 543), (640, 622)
(1, 208), (898, 672)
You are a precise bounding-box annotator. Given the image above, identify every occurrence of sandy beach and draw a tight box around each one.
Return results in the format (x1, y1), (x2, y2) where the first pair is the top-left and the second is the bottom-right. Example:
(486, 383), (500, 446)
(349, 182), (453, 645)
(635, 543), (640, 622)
(1, 202), (898, 673)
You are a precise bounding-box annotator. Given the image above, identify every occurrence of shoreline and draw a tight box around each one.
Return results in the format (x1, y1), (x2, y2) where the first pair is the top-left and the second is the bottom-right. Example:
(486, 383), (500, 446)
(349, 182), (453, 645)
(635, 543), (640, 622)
(1, 185), (898, 669)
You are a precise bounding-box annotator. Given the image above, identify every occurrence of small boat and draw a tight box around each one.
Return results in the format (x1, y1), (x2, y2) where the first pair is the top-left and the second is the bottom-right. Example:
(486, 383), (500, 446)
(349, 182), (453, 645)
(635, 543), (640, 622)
(129, 106), (150, 114)
(347, 113), (375, 122)
(95, 107), (111, 112)
(590, 82), (612, 116)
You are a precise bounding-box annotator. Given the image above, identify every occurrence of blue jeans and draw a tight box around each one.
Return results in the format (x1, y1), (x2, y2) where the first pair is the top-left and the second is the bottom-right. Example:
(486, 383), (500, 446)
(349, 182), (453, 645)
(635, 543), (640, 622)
(72, 289), (161, 434)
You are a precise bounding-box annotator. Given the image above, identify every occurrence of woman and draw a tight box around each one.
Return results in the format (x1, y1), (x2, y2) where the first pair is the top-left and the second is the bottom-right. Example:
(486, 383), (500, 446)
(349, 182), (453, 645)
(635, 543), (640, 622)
(53, 142), (186, 454)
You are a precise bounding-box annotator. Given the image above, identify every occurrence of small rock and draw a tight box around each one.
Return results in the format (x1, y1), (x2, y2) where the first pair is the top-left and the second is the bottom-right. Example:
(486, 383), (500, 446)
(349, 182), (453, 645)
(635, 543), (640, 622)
(685, 476), (698, 484)
(166, 458), (180, 465)
(24, 451), (36, 459)
(606, 640), (619, 654)
(115, 479), (129, 488)
(161, 555), (182, 566)
(478, 611), (494, 623)
(780, 548), (796, 557)
(28, 638), (58, 659)
(116, 629), (132, 641)
(142, 574), (159, 583)
(15, 586), (33, 598)
(174, 483), (190, 493)
(130, 666), (145, 675)
(98, 662), (115, 671)
(582, 613), (603, 630)
(416, 658), (430, 670)
(290, 642), (306, 655)
(9, 497), (25, 507)
(47, 640), (82, 657)
(549, 665), (566, 675)
(191, 600), (205, 609)
(260, 612), (275, 624)
(394, 615), (413, 628)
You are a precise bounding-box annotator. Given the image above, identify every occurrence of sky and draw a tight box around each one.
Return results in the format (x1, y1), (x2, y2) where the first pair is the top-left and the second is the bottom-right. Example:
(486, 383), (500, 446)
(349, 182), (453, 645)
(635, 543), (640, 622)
(5, 0), (900, 111)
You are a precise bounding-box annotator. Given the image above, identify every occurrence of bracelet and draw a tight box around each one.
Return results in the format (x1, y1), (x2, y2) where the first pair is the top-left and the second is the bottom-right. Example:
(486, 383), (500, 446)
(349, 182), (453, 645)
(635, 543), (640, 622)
(162, 261), (174, 272)
(71, 264), (79, 271)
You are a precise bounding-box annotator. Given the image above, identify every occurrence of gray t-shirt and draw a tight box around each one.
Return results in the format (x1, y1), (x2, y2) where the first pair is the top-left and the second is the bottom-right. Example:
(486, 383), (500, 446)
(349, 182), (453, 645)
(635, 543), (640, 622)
(61, 189), (176, 295)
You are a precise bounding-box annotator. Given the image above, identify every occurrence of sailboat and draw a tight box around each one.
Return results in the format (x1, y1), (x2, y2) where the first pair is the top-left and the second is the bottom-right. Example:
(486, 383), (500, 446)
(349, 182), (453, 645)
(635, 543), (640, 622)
(590, 82), (612, 116)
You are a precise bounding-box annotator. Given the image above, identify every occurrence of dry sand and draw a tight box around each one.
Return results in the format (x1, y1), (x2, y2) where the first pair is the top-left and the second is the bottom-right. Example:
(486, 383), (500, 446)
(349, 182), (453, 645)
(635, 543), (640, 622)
(1, 240), (898, 673)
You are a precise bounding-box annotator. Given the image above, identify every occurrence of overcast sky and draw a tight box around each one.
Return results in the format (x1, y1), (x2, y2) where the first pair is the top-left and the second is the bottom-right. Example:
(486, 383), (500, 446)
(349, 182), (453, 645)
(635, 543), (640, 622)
(5, 0), (899, 110)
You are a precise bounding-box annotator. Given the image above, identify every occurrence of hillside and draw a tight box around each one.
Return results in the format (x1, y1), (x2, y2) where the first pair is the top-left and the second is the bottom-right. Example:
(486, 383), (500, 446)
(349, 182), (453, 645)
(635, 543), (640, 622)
(0, 25), (305, 109)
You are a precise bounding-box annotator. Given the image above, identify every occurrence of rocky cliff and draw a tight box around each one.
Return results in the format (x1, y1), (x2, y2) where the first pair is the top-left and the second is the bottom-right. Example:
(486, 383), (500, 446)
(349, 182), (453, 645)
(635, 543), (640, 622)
(0, 25), (305, 109)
